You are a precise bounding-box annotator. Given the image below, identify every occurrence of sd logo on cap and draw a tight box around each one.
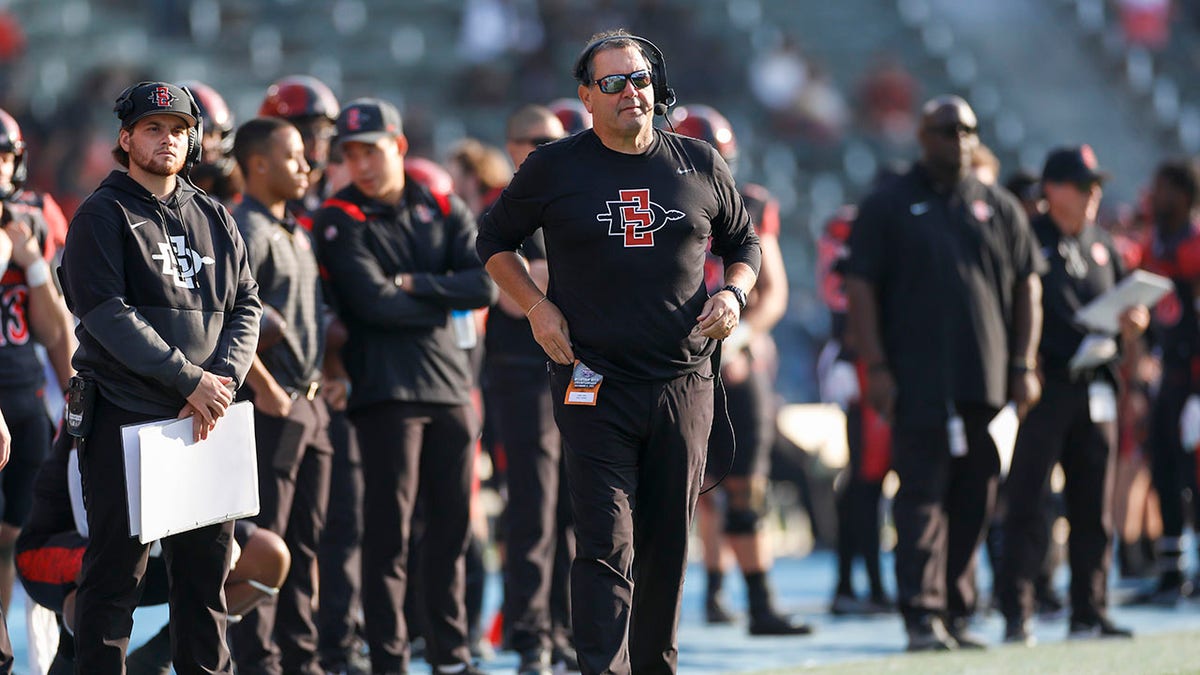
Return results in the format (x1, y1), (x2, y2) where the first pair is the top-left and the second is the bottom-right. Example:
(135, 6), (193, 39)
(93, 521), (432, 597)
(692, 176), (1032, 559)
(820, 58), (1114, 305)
(113, 81), (199, 129)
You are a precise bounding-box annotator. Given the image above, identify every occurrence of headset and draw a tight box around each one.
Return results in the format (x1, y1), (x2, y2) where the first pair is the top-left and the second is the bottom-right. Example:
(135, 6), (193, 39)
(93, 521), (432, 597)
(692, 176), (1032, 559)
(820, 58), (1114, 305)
(113, 82), (205, 172)
(573, 33), (676, 116)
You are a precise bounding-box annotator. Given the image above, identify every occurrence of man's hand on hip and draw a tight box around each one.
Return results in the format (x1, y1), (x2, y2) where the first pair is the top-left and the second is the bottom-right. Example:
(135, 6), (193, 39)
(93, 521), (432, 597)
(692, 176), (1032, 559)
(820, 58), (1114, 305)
(528, 299), (575, 365)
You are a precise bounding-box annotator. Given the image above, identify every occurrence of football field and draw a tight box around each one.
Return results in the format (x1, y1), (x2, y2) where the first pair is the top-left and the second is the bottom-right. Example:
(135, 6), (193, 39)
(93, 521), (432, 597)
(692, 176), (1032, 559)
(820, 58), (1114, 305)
(8, 550), (1200, 674)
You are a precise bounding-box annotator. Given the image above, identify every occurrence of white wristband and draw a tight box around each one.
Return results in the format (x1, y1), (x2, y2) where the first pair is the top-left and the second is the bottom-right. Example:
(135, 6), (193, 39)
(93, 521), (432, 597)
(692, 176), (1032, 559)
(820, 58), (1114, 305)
(0, 254), (8, 280)
(24, 259), (49, 288)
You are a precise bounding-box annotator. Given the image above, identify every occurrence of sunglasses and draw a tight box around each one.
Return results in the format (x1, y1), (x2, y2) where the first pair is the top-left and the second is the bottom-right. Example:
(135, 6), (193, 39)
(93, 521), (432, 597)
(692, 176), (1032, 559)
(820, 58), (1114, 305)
(512, 136), (560, 147)
(593, 70), (652, 94)
(928, 122), (977, 138)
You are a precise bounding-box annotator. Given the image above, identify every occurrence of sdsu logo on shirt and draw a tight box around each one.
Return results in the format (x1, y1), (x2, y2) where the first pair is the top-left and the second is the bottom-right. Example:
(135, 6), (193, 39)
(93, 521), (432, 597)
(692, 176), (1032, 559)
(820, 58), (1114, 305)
(152, 235), (215, 289)
(596, 188), (684, 248)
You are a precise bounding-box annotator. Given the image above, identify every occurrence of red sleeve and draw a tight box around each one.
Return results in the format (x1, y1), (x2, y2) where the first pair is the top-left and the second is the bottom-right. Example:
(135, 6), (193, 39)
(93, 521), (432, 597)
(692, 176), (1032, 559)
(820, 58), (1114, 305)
(740, 183), (780, 237)
(1177, 234), (1200, 279)
(40, 193), (68, 261)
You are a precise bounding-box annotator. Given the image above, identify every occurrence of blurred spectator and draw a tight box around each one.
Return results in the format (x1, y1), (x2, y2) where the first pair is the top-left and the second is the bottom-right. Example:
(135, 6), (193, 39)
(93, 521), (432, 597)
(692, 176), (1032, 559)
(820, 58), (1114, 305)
(446, 138), (512, 216)
(794, 64), (849, 147)
(1120, 0), (1172, 51)
(858, 53), (918, 148)
(458, 0), (544, 63)
(750, 34), (812, 141)
(0, 11), (24, 63)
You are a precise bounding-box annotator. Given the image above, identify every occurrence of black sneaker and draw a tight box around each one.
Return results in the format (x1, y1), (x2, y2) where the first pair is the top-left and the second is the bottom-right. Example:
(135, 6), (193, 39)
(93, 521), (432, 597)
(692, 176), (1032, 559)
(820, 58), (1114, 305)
(905, 615), (957, 652)
(1034, 585), (1066, 619)
(1127, 574), (1189, 607)
(865, 592), (895, 615)
(748, 610), (815, 636)
(705, 595), (736, 624)
(1003, 618), (1036, 647)
(551, 644), (580, 672)
(126, 624), (172, 675)
(518, 648), (554, 675)
(830, 592), (866, 616)
(435, 664), (487, 675)
(1068, 616), (1133, 640)
(944, 616), (987, 650)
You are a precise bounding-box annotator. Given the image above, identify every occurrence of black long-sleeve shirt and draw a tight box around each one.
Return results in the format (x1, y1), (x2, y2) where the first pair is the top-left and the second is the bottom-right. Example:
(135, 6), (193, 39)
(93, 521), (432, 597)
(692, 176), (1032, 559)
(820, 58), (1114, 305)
(476, 129), (761, 382)
(61, 171), (261, 416)
(314, 180), (497, 409)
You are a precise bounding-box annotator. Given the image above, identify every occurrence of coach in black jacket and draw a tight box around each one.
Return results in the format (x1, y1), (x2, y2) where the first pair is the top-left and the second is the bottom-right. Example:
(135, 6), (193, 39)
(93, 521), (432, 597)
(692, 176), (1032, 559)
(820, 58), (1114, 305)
(59, 81), (261, 674)
(313, 98), (496, 675)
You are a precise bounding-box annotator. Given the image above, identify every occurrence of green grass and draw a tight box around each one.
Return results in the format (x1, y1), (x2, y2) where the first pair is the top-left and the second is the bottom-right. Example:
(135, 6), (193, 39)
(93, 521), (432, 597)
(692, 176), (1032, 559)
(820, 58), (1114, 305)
(751, 631), (1200, 674)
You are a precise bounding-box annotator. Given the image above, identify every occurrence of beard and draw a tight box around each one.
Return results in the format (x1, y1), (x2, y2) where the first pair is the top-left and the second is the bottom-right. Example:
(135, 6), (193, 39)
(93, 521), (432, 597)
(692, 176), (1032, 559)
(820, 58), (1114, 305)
(130, 144), (186, 177)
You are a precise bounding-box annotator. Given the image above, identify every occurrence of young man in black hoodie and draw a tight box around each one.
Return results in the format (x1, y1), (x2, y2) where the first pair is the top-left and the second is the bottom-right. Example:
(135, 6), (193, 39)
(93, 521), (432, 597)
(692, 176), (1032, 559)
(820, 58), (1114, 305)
(58, 81), (262, 674)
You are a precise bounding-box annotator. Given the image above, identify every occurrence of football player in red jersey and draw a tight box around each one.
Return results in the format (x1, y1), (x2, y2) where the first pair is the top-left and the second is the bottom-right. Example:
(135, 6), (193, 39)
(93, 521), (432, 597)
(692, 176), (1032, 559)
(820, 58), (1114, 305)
(1136, 160), (1200, 604)
(673, 103), (813, 636)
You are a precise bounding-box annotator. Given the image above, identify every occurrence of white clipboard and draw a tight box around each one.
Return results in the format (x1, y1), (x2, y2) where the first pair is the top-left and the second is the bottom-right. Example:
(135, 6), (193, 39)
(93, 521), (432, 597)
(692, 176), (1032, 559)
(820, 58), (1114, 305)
(121, 401), (259, 544)
(1073, 270), (1173, 335)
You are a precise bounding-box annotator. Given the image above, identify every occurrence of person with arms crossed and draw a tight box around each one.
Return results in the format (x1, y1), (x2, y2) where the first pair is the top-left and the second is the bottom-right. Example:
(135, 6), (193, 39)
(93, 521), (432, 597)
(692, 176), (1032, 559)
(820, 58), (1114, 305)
(314, 98), (497, 675)
(477, 30), (761, 674)
(57, 81), (262, 674)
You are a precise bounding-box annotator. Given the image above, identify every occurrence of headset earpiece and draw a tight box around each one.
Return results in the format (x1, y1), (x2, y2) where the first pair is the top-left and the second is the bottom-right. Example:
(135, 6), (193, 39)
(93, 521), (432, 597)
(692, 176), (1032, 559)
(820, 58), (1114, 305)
(178, 84), (204, 170)
(113, 84), (138, 122)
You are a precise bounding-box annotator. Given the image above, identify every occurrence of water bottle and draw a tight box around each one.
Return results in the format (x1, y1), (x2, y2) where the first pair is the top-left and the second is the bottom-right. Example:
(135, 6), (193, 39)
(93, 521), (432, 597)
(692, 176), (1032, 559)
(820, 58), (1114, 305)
(451, 309), (477, 349)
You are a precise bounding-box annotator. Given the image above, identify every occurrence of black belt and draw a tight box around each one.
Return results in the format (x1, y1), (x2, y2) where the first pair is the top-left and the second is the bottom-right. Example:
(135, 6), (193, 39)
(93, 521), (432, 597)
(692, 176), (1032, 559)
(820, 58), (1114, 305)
(285, 381), (321, 401)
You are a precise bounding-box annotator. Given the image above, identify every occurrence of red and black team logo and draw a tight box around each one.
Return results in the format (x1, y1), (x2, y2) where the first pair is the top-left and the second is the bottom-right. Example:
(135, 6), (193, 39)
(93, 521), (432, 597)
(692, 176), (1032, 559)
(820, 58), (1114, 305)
(149, 86), (176, 109)
(596, 188), (684, 248)
(345, 107), (362, 131)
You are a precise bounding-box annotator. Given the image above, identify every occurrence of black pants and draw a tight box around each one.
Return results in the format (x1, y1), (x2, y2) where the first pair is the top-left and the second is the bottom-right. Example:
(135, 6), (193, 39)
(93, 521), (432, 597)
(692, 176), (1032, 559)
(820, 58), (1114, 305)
(1148, 369), (1200, 559)
(552, 363), (713, 675)
(352, 400), (475, 672)
(316, 408), (364, 670)
(718, 366), (775, 480)
(0, 385), (51, 527)
(0, 606), (11, 674)
(489, 363), (574, 655)
(1000, 377), (1115, 624)
(230, 396), (333, 675)
(834, 401), (885, 597)
(75, 395), (234, 674)
(891, 402), (999, 622)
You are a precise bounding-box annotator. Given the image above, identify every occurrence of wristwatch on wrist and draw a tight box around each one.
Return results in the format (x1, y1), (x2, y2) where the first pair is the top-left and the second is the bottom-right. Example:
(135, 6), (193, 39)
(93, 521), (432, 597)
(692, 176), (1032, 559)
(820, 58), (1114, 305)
(720, 284), (747, 311)
(1009, 356), (1036, 373)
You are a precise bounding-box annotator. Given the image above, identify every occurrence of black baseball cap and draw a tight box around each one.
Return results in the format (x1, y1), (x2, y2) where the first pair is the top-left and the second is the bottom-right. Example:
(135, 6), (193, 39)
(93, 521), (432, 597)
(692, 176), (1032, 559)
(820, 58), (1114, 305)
(115, 81), (198, 128)
(335, 98), (403, 146)
(1041, 145), (1108, 185)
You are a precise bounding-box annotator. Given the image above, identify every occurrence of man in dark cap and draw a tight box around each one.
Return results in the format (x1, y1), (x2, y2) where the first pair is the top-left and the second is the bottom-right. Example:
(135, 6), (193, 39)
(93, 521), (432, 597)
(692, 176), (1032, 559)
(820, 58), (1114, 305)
(313, 98), (496, 675)
(998, 146), (1145, 645)
(58, 80), (262, 673)
(844, 95), (1045, 652)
